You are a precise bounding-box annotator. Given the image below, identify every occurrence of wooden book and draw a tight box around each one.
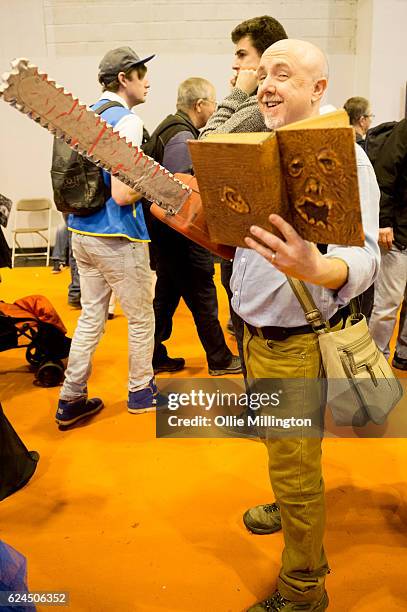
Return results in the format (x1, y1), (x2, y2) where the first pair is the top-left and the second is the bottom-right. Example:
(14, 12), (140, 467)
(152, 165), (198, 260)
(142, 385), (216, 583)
(188, 110), (365, 247)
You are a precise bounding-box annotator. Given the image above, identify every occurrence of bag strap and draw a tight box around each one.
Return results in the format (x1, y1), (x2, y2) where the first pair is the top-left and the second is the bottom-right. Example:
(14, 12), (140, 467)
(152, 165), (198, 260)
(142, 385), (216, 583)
(286, 276), (328, 334)
(286, 275), (360, 334)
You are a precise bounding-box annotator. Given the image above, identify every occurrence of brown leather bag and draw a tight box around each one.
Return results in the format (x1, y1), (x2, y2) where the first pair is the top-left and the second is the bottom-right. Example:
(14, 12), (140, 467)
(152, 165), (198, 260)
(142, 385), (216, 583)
(149, 173), (236, 260)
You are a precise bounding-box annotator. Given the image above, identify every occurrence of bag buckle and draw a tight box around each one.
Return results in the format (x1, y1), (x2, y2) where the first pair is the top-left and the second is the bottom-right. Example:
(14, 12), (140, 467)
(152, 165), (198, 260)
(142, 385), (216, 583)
(306, 309), (328, 335)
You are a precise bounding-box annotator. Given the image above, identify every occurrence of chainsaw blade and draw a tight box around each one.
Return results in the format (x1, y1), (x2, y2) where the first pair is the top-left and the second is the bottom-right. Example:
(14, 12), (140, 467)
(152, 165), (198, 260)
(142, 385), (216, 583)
(0, 58), (190, 213)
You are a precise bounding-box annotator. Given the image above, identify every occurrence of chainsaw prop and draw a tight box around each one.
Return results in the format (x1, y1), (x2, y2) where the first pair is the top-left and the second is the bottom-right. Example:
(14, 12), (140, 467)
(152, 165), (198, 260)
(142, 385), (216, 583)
(0, 58), (234, 260)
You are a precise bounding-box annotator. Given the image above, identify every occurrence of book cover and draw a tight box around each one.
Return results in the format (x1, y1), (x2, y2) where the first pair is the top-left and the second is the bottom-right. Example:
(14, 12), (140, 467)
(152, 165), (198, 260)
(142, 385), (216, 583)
(188, 110), (365, 247)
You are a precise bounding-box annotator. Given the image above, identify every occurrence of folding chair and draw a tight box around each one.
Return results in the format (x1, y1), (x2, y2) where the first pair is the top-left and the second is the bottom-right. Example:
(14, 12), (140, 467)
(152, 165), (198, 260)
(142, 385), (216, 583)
(11, 199), (53, 267)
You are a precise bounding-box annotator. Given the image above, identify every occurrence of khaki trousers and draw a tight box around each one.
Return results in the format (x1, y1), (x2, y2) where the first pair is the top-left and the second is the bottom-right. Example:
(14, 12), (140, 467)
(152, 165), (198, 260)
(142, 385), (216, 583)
(61, 234), (154, 400)
(244, 324), (337, 602)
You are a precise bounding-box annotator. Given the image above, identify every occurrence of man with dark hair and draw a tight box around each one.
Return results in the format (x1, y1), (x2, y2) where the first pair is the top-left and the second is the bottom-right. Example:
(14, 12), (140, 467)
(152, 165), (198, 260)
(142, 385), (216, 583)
(343, 96), (374, 145)
(144, 78), (241, 376)
(56, 46), (158, 428)
(231, 15), (288, 55)
(201, 15), (287, 138)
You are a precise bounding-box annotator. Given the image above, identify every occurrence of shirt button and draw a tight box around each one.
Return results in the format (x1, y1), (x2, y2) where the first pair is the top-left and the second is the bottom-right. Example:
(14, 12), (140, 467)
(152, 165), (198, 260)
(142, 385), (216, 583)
(241, 257), (246, 263)
(234, 291), (239, 296)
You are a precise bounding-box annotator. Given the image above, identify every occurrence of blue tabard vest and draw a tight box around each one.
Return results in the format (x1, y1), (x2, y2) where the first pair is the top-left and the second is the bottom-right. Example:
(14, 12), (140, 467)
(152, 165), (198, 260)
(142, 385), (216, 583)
(68, 99), (149, 242)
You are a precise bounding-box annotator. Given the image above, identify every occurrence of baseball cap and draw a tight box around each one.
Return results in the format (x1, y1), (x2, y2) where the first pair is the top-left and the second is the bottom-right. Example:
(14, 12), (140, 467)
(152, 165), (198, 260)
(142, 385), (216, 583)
(98, 46), (155, 85)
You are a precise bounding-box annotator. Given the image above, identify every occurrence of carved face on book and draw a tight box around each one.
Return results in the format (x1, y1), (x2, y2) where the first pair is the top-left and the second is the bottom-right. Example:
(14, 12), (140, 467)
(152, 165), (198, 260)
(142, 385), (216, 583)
(257, 39), (328, 129)
(280, 130), (360, 235)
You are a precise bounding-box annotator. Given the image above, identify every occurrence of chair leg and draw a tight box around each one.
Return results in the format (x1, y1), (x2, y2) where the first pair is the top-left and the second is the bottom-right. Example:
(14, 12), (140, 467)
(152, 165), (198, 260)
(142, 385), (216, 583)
(46, 208), (51, 267)
(11, 233), (16, 268)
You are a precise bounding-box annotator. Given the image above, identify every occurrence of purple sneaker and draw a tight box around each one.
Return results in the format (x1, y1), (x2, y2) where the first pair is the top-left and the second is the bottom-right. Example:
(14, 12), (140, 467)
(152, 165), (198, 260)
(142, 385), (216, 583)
(56, 397), (103, 428)
(149, 377), (158, 397)
(128, 386), (156, 414)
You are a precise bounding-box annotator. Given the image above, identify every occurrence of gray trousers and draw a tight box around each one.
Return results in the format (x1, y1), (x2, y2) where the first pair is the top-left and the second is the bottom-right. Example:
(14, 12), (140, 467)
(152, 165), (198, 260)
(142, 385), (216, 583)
(369, 244), (407, 358)
(60, 233), (154, 400)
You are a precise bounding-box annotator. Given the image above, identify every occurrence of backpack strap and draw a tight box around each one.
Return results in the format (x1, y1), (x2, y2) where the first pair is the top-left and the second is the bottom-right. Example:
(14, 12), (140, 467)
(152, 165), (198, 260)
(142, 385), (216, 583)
(142, 113), (199, 163)
(93, 100), (125, 115)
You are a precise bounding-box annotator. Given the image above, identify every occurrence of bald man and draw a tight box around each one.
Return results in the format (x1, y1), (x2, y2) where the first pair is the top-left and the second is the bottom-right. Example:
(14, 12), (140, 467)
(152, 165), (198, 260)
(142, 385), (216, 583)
(232, 40), (380, 611)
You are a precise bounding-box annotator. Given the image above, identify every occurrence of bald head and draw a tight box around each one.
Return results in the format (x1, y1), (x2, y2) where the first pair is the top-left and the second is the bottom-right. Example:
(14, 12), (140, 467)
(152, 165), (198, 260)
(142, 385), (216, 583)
(257, 38), (329, 129)
(263, 39), (329, 80)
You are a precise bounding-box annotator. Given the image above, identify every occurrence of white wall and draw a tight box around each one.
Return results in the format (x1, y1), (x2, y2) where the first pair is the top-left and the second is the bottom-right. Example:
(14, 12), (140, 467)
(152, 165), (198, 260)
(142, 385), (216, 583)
(354, 0), (407, 124)
(0, 0), (390, 247)
(368, 0), (407, 123)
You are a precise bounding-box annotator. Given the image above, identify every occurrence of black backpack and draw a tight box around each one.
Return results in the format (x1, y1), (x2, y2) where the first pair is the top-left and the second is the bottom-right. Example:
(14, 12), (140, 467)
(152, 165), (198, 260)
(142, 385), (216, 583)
(364, 121), (398, 168)
(50, 101), (124, 216)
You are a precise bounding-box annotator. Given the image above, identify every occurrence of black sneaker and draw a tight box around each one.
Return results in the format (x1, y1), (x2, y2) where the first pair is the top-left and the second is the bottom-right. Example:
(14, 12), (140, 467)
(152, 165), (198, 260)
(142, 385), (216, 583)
(226, 318), (235, 336)
(209, 355), (242, 376)
(68, 298), (81, 309)
(52, 260), (64, 274)
(243, 502), (282, 534)
(248, 589), (329, 611)
(153, 356), (185, 374)
(392, 353), (407, 370)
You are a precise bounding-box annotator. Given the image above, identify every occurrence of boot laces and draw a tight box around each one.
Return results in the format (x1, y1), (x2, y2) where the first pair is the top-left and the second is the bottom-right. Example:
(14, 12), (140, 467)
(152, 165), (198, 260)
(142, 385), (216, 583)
(262, 590), (288, 611)
(264, 502), (279, 513)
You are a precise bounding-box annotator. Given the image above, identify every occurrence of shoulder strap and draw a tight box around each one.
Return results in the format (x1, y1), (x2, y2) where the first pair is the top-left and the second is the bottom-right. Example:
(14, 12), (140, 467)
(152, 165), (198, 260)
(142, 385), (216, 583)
(286, 277), (327, 332)
(286, 276), (360, 334)
(156, 114), (198, 142)
(94, 100), (125, 115)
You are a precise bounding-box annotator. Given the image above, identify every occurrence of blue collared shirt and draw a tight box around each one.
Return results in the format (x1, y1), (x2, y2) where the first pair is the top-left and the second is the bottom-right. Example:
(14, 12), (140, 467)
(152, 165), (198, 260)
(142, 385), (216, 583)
(231, 144), (381, 327)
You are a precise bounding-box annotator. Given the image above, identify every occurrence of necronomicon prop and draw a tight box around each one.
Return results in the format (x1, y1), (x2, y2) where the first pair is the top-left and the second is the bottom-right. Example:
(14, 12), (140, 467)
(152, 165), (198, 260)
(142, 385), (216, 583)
(189, 110), (365, 246)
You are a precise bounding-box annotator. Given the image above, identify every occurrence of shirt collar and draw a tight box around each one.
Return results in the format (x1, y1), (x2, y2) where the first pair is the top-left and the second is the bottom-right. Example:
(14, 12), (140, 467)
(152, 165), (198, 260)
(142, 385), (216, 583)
(98, 91), (130, 110)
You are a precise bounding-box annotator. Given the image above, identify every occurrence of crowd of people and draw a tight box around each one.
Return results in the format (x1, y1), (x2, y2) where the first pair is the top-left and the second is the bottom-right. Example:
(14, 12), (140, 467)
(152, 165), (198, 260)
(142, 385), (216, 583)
(20, 12), (404, 611)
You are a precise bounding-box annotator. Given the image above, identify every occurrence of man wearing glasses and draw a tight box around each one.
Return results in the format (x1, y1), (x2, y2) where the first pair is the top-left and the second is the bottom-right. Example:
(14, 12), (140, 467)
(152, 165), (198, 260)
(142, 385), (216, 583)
(343, 96), (375, 145)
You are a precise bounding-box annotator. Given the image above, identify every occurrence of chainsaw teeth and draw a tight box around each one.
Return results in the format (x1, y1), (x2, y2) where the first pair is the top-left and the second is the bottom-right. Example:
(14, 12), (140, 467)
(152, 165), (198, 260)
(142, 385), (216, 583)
(0, 57), (192, 208)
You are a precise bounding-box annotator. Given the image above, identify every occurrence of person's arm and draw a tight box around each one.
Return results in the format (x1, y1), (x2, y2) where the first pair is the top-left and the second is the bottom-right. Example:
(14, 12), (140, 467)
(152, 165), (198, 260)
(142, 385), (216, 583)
(245, 215), (349, 290)
(111, 178), (143, 205)
(110, 111), (144, 205)
(199, 70), (266, 139)
(162, 131), (194, 174)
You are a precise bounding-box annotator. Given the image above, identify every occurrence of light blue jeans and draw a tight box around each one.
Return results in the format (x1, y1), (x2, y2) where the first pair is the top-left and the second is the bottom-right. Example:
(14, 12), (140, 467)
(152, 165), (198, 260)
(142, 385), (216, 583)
(60, 233), (154, 400)
(369, 244), (407, 358)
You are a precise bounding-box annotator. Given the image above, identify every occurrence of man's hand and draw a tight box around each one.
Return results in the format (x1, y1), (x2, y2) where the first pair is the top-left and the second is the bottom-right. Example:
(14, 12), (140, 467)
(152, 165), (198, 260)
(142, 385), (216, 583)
(378, 227), (394, 249)
(111, 176), (143, 206)
(244, 214), (349, 291)
(235, 69), (258, 95)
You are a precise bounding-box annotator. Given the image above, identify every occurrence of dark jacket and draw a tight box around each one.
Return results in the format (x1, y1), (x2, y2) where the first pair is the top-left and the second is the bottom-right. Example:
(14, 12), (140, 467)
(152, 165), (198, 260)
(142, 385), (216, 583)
(373, 118), (407, 246)
(142, 110), (199, 166)
(142, 110), (200, 252)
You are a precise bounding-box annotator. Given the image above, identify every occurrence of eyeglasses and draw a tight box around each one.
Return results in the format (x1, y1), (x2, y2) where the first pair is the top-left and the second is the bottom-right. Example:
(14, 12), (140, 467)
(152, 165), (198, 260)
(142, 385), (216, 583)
(203, 98), (218, 109)
(363, 113), (375, 119)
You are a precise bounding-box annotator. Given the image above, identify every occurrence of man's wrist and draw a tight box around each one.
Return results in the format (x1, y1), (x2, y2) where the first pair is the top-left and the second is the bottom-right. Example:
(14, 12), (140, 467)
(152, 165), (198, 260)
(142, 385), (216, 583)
(312, 255), (349, 290)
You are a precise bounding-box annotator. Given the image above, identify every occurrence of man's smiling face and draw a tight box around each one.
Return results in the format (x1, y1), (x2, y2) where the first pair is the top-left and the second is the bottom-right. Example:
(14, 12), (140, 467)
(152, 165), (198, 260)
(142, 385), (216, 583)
(256, 40), (327, 130)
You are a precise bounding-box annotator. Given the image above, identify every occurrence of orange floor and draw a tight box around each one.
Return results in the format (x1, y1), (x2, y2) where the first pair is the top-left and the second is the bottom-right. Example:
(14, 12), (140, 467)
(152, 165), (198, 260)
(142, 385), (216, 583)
(0, 265), (407, 612)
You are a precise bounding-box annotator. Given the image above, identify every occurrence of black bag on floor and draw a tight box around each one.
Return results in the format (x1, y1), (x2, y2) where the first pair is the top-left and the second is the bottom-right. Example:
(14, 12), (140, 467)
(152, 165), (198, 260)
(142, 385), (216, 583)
(0, 403), (39, 502)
